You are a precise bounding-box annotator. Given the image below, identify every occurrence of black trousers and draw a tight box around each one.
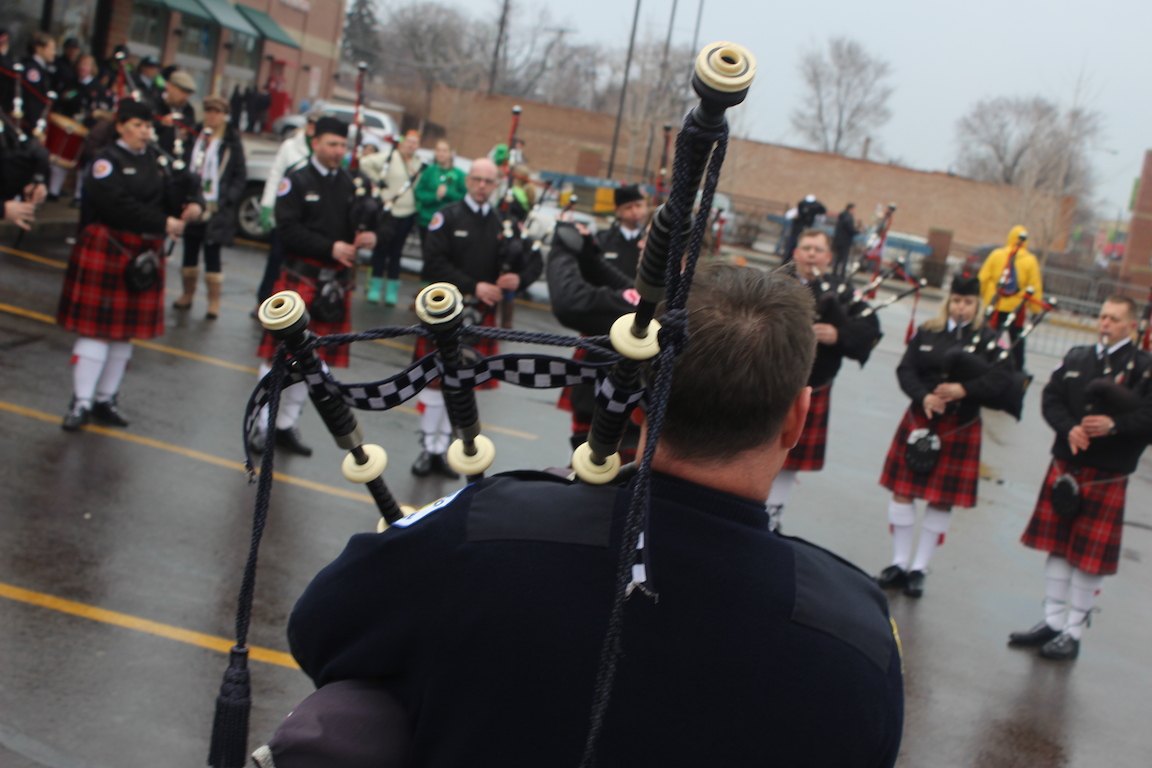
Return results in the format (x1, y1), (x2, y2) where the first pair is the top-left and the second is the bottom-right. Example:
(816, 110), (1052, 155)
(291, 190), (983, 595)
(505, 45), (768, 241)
(182, 232), (222, 272)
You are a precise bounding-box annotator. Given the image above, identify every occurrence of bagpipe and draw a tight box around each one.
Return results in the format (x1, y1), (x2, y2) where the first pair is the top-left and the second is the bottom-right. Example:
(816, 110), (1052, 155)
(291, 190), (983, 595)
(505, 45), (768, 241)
(499, 105), (524, 327)
(806, 258), (924, 356)
(349, 61), (368, 171)
(206, 41), (756, 768)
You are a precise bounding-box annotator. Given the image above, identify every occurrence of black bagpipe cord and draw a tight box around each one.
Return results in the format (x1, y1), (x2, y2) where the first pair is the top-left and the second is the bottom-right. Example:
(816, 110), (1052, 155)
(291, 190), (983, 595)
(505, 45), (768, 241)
(578, 113), (729, 768)
(207, 107), (729, 768)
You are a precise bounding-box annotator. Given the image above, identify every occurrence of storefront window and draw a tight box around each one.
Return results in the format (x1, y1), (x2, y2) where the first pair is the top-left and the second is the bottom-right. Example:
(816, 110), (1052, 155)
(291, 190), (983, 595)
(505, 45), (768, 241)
(227, 32), (259, 70)
(128, 1), (167, 50)
(177, 16), (217, 60)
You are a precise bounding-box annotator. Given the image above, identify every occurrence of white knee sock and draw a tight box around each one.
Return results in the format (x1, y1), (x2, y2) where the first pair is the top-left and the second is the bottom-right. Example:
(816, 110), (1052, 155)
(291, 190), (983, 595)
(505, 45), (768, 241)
(419, 389), (449, 454)
(910, 505), (952, 572)
(1066, 568), (1104, 640)
(72, 338), (110, 407)
(95, 341), (133, 403)
(49, 164), (67, 196)
(1043, 554), (1073, 630)
(766, 469), (796, 508)
(888, 499), (916, 569)
(276, 381), (308, 430)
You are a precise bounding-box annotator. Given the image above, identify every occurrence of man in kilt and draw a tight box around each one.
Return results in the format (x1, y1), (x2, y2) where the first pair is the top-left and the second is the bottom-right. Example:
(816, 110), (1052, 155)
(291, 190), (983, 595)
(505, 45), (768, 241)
(412, 157), (541, 478)
(56, 98), (203, 430)
(1009, 296), (1152, 660)
(545, 219), (640, 455)
(766, 228), (882, 530)
(250, 117), (378, 456)
(875, 274), (1012, 597)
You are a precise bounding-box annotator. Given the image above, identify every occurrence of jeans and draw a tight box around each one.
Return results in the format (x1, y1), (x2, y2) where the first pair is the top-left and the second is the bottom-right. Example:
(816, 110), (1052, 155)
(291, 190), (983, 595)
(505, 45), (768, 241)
(182, 232), (222, 272)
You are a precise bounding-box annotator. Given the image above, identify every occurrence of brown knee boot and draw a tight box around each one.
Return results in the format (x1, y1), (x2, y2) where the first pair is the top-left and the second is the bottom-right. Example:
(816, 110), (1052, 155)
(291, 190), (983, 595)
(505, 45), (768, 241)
(174, 267), (199, 309)
(205, 272), (224, 320)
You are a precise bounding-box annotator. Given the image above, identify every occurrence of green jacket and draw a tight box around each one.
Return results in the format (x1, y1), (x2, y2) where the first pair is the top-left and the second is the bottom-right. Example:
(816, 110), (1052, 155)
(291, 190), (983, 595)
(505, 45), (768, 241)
(414, 164), (468, 227)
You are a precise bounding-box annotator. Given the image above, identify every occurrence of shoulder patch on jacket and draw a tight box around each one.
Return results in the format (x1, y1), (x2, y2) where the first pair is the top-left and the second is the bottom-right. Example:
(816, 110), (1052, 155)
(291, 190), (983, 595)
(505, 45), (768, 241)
(92, 158), (113, 179)
(428, 211), (444, 231)
(392, 488), (464, 528)
(466, 474), (618, 547)
(790, 538), (895, 673)
(277, 178), (292, 197)
(27, 68), (40, 84)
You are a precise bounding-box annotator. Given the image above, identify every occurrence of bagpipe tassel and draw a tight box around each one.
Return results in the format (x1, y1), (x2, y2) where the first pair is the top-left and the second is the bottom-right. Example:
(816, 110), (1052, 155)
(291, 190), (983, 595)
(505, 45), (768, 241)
(208, 646), (252, 768)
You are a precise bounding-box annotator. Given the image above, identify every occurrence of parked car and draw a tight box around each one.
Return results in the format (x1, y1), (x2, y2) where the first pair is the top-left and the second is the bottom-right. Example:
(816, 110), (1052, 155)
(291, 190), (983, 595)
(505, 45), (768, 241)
(234, 134), (286, 242)
(271, 100), (398, 146)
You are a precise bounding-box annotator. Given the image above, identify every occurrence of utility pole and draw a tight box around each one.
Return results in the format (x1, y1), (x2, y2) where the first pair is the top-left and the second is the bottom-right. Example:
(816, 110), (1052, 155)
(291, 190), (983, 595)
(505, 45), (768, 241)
(489, 0), (510, 95)
(641, 0), (678, 183)
(607, 0), (642, 179)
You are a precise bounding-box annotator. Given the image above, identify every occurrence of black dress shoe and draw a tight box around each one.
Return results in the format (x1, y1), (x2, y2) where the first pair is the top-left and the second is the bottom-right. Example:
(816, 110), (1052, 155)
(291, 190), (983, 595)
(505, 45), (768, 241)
(91, 398), (129, 427)
(432, 453), (460, 480)
(411, 450), (433, 477)
(274, 426), (313, 457)
(1008, 621), (1061, 647)
(1039, 632), (1080, 661)
(62, 399), (90, 432)
(903, 570), (926, 598)
(876, 565), (908, 589)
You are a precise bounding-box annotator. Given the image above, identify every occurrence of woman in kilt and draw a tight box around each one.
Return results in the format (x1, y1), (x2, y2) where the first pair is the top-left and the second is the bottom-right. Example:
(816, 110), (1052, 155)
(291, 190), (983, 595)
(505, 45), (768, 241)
(875, 273), (1011, 597)
(1008, 296), (1152, 660)
(56, 99), (203, 431)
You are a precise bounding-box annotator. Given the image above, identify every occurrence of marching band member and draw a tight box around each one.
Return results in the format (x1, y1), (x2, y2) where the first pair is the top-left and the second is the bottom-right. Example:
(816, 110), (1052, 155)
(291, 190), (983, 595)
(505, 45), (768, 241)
(875, 273), (1012, 597)
(20, 32), (57, 133)
(596, 183), (648, 279)
(56, 99), (204, 430)
(411, 157), (541, 478)
(173, 94), (246, 319)
(1009, 296), (1152, 660)
(284, 265), (903, 766)
(249, 117), (378, 456)
(766, 228), (881, 530)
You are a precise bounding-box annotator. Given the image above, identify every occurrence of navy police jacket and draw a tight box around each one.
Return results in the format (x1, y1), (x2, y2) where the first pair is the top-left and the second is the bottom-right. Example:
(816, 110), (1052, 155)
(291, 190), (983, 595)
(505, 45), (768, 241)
(289, 471), (904, 767)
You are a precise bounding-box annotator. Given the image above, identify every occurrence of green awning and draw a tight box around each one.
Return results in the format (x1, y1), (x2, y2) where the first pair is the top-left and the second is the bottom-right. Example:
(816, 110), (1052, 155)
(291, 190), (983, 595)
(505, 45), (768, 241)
(154, 0), (213, 23)
(196, 0), (260, 36)
(236, 5), (301, 49)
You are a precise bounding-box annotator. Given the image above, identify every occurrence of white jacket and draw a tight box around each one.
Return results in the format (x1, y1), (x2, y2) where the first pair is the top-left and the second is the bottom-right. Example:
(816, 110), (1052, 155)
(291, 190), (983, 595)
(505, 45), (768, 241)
(360, 147), (421, 218)
(259, 128), (311, 211)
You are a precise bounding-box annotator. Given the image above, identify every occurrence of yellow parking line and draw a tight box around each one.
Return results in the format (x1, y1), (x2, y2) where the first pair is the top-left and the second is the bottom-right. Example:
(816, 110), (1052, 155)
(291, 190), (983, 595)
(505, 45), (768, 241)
(0, 581), (299, 669)
(234, 237), (270, 250)
(0, 244), (68, 268)
(0, 303), (538, 440)
(0, 399), (376, 505)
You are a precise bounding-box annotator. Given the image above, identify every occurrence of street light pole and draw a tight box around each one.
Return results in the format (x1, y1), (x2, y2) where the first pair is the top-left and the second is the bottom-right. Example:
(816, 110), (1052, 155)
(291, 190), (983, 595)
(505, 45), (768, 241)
(607, 0), (642, 179)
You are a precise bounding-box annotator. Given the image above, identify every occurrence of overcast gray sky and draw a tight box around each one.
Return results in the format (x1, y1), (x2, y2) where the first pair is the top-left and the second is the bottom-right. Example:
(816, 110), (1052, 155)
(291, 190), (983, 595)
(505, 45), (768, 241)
(442, 0), (1151, 221)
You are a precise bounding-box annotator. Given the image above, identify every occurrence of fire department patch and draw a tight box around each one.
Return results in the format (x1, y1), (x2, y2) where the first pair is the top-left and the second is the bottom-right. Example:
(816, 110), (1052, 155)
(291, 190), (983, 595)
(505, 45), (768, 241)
(27, 68), (40, 84)
(277, 178), (292, 197)
(92, 159), (114, 179)
(428, 211), (444, 231)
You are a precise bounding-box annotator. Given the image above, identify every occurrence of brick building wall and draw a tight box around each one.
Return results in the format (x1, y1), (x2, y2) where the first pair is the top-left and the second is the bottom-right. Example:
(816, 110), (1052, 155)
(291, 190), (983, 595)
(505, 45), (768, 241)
(408, 84), (1073, 252)
(1121, 150), (1152, 288)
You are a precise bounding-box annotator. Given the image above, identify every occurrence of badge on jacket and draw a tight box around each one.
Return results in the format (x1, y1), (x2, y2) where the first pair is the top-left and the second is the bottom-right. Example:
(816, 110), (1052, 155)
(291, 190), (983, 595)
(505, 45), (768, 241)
(277, 178), (292, 197)
(92, 159), (113, 179)
(428, 211), (444, 231)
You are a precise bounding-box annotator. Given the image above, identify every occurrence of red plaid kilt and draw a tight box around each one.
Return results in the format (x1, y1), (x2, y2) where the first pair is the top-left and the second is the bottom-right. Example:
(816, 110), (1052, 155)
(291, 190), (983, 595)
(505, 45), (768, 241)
(256, 261), (354, 368)
(56, 224), (166, 340)
(879, 406), (983, 508)
(783, 383), (832, 472)
(1021, 458), (1128, 575)
(413, 304), (500, 390)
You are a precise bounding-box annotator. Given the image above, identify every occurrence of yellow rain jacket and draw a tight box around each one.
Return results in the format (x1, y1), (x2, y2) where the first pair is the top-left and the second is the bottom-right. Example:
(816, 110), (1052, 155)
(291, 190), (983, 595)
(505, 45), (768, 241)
(978, 225), (1044, 314)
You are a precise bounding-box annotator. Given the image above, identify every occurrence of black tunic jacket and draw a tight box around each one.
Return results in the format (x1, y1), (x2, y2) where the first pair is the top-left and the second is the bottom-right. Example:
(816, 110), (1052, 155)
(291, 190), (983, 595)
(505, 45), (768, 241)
(288, 471), (903, 768)
(595, 223), (643, 280)
(421, 199), (542, 296)
(897, 323), (1013, 423)
(547, 225), (632, 336)
(805, 274), (883, 388)
(1043, 342), (1152, 474)
(275, 161), (377, 263)
(85, 142), (203, 234)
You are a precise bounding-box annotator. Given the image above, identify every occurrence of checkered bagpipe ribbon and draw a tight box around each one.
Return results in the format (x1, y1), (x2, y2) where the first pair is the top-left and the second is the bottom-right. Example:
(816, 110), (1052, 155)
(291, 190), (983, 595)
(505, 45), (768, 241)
(241, 341), (644, 472)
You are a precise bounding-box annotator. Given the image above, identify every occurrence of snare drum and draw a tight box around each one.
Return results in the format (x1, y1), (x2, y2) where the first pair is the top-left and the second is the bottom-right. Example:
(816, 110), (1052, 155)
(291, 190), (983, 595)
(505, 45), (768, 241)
(45, 113), (89, 169)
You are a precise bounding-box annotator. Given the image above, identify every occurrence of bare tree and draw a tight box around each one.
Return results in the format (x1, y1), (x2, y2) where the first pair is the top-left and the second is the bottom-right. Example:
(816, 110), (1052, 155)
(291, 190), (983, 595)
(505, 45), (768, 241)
(342, 0), (382, 74)
(955, 96), (1101, 252)
(790, 37), (893, 156)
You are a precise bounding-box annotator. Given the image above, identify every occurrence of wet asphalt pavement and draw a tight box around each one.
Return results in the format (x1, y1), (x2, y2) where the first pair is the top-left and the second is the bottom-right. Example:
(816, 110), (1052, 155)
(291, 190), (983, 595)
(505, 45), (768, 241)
(1, 235), (1150, 767)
